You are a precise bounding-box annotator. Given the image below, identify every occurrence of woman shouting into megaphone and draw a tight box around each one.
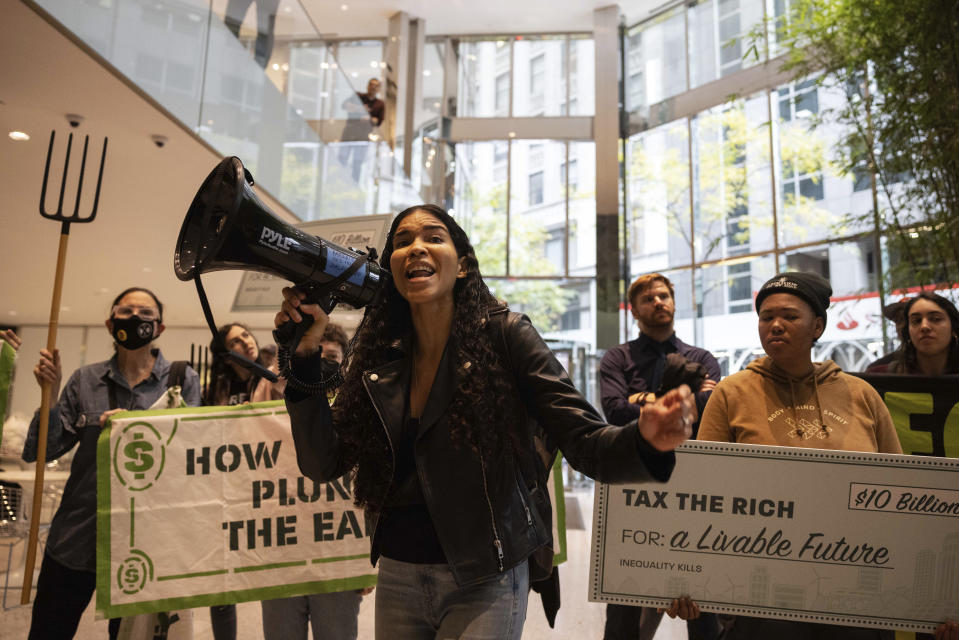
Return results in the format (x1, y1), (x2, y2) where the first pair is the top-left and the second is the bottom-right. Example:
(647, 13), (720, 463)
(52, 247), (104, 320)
(275, 204), (697, 640)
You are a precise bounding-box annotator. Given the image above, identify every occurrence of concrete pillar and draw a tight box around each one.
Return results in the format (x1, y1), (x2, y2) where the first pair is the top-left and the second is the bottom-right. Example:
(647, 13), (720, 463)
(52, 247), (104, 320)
(593, 5), (622, 350)
(385, 12), (410, 164)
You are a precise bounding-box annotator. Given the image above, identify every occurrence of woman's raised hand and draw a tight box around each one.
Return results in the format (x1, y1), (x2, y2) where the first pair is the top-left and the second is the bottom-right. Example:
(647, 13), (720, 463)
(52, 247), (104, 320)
(274, 287), (329, 357)
(637, 384), (696, 452)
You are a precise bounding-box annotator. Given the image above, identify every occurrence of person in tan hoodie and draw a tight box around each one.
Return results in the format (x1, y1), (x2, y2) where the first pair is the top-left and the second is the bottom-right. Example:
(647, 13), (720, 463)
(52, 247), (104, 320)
(698, 271), (900, 454)
(687, 272), (958, 640)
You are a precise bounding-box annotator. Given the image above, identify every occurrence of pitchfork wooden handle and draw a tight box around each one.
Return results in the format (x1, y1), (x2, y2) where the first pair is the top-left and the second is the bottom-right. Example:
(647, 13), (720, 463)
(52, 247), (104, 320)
(21, 231), (69, 604)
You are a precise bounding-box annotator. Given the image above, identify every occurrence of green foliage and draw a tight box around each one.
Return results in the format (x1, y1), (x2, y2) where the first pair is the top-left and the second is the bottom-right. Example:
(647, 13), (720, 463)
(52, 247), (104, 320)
(628, 100), (837, 272)
(460, 182), (575, 333)
(772, 0), (959, 288)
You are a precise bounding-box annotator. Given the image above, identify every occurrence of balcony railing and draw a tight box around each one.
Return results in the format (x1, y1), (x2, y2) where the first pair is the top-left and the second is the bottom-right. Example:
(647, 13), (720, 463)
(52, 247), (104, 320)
(31, 0), (420, 221)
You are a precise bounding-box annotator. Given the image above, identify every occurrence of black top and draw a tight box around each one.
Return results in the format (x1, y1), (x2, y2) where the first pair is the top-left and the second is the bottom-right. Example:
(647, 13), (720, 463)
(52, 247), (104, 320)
(377, 416), (447, 563)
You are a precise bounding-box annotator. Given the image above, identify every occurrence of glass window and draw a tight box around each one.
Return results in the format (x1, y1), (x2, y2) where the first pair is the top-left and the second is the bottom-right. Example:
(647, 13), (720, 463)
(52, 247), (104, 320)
(513, 36), (565, 117)
(692, 92), (775, 262)
(453, 142), (508, 275)
(775, 76), (873, 248)
(625, 8), (687, 111)
(689, 0), (766, 88)
(510, 140), (567, 276)
(569, 142), (596, 277)
(568, 37), (595, 116)
(329, 40), (383, 119)
(495, 72), (510, 115)
(778, 78), (819, 121)
(418, 39), (446, 125)
(529, 171), (544, 206)
(288, 44), (328, 120)
(780, 240), (882, 372)
(489, 279), (592, 344)
(457, 39), (505, 117)
(696, 254), (777, 375)
(626, 119), (693, 272)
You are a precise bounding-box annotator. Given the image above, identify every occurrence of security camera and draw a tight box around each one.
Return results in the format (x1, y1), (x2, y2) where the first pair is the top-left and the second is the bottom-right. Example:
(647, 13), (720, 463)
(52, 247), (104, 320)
(151, 134), (168, 148)
(65, 114), (84, 128)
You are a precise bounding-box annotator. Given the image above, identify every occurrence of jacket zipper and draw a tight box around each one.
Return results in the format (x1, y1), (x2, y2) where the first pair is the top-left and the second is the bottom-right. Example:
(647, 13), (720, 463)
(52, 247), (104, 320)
(479, 456), (505, 572)
(364, 373), (396, 544)
(517, 478), (533, 526)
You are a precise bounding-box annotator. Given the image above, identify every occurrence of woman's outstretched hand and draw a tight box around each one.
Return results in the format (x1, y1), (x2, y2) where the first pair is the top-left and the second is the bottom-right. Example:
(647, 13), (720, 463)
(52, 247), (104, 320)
(637, 384), (696, 452)
(275, 287), (329, 357)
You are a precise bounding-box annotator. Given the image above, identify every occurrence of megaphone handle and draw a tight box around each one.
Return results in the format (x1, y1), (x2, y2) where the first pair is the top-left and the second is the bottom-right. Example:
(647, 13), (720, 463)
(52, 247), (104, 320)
(274, 315), (314, 355)
(274, 292), (337, 354)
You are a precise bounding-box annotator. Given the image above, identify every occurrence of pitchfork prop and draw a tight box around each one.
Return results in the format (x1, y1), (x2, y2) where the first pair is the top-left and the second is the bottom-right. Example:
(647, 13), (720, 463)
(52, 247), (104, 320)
(21, 130), (107, 605)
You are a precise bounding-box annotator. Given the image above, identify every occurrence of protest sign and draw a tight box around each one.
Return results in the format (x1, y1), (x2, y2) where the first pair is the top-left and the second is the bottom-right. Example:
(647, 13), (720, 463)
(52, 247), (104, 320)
(97, 401), (567, 618)
(590, 441), (959, 632)
(96, 401), (375, 618)
(856, 373), (959, 458)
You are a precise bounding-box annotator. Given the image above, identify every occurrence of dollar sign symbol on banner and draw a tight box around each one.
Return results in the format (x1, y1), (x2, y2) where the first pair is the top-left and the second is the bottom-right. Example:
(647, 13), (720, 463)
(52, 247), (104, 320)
(113, 421), (165, 491)
(123, 435), (154, 480)
(124, 564), (141, 585)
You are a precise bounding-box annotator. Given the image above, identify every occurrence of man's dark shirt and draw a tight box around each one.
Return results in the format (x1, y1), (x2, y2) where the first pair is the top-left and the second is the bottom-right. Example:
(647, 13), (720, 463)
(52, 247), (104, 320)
(599, 333), (720, 431)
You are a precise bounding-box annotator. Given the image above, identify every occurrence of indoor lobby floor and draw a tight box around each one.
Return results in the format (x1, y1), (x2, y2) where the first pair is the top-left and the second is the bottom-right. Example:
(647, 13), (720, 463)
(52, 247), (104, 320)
(2, 487), (687, 639)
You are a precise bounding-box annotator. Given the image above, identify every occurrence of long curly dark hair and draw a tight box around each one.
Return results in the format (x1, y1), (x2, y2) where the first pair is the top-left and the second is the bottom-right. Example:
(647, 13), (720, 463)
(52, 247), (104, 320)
(896, 292), (959, 374)
(205, 322), (268, 406)
(333, 204), (521, 513)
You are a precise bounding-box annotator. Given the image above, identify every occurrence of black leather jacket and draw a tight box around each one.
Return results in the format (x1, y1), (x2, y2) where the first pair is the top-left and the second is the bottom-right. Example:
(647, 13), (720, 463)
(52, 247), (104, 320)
(286, 310), (675, 586)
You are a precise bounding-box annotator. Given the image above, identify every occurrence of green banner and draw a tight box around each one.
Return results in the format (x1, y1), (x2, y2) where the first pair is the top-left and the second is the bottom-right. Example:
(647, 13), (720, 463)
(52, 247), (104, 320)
(0, 341), (15, 445)
(97, 402), (376, 618)
(97, 401), (568, 618)
(855, 373), (959, 459)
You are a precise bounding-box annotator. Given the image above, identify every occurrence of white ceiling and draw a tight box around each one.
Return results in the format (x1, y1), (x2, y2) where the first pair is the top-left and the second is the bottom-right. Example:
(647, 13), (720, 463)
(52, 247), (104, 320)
(295, 0), (667, 38)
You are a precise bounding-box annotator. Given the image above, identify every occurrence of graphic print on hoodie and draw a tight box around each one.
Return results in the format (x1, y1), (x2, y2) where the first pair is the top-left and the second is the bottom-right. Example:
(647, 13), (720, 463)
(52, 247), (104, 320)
(697, 356), (902, 454)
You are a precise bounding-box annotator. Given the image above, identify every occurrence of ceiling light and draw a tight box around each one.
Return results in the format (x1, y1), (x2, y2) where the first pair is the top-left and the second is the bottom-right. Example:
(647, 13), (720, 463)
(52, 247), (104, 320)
(272, 63), (280, 70)
(351, 72), (358, 78)
(379, 62), (386, 69)
(423, 70), (431, 77)
(508, 131), (516, 138)
(284, 5), (292, 11)
(370, 61), (378, 68)
(9, 131), (29, 141)
(281, 63), (289, 71)
(340, 4), (348, 10)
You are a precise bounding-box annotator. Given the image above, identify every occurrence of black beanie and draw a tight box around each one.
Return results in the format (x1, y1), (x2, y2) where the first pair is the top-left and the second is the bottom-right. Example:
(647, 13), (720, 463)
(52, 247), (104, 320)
(755, 272), (833, 321)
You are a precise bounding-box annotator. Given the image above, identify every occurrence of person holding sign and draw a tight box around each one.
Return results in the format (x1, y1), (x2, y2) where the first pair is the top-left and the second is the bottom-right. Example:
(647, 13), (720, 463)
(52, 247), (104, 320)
(259, 322), (368, 640)
(22, 287), (201, 639)
(274, 204), (697, 640)
(866, 292), (959, 376)
(599, 272), (721, 640)
(692, 272), (909, 639)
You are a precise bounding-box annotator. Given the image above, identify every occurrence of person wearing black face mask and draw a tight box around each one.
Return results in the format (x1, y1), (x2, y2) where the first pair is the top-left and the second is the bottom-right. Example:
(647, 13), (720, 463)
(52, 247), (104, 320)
(22, 287), (201, 640)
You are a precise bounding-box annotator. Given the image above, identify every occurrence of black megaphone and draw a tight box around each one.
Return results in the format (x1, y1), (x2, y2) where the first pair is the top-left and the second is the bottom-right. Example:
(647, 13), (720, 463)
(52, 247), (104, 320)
(174, 156), (384, 374)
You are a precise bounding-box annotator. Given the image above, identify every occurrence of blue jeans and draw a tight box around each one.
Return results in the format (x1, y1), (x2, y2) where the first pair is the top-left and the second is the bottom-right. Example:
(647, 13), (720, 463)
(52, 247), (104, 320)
(260, 591), (361, 640)
(374, 556), (528, 640)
